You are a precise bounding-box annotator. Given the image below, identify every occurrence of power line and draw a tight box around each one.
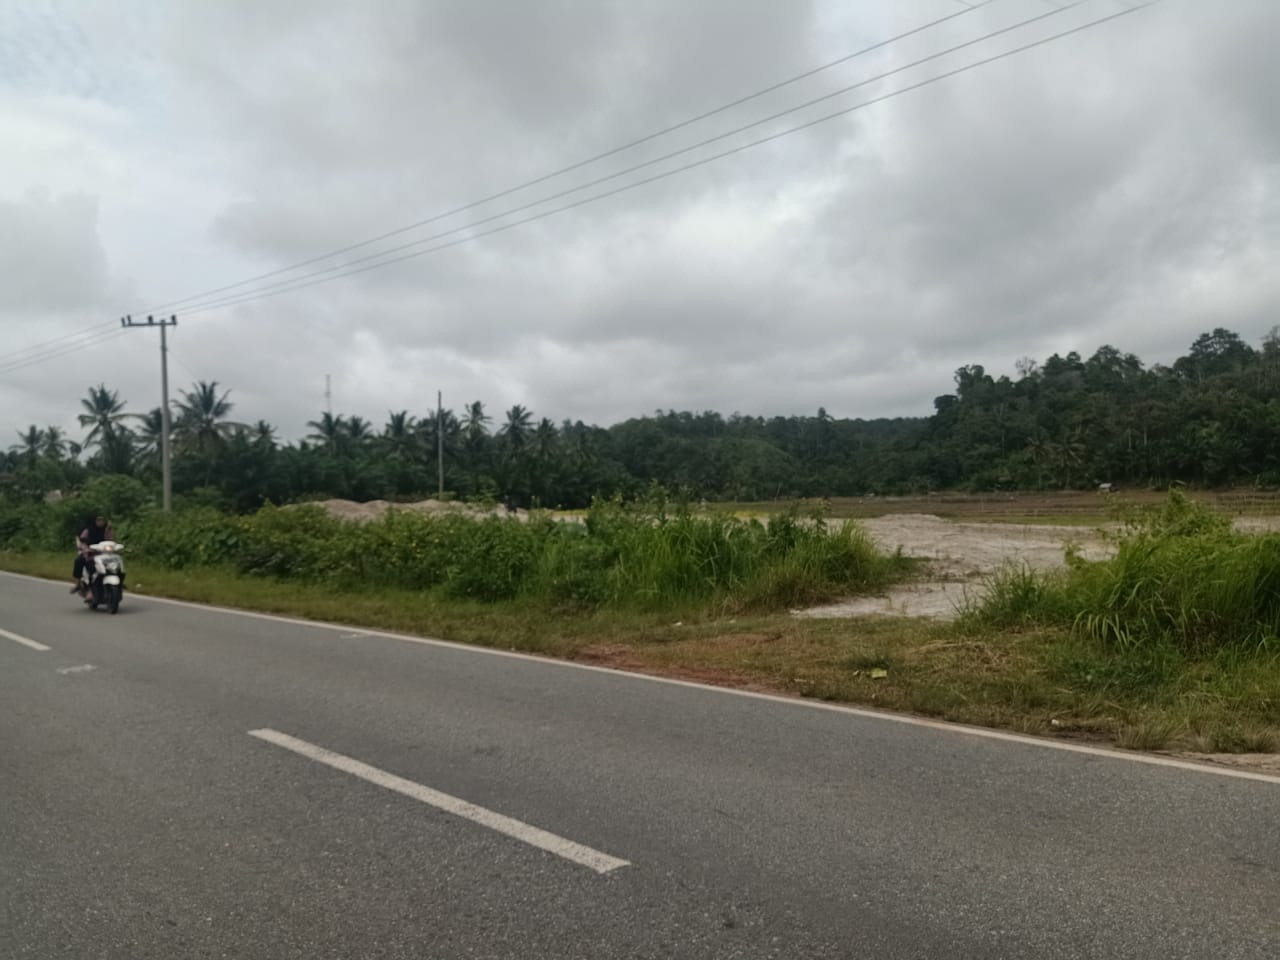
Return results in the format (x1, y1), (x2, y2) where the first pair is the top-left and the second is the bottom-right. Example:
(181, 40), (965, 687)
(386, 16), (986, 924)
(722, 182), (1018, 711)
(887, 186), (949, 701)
(1, 0), (1152, 372)
(0, 327), (129, 376)
(0, 320), (118, 367)
(139, 0), (1000, 315)
(177, 0), (1084, 314)
(182, 0), (1148, 318)
(0, 2), (1000, 374)
(168, 346), (199, 383)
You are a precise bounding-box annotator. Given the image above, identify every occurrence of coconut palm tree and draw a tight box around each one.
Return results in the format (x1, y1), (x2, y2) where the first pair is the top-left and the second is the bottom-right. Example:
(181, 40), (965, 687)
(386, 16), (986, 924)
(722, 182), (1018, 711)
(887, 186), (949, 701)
(41, 426), (68, 461)
(135, 408), (165, 462)
(500, 404), (533, 452)
(174, 381), (241, 457)
(418, 409), (460, 461)
(307, 412), (345, 451)
(531, 417), (559, 462)
(78, 385), (129, 450)
(463, 401), (491, 445)
(345, 416), (374, 445)
(174, 381), (243, 484)
(11, 426), (43, 468)
(252, 420), (277, 447)
(383, 411), (417, 459)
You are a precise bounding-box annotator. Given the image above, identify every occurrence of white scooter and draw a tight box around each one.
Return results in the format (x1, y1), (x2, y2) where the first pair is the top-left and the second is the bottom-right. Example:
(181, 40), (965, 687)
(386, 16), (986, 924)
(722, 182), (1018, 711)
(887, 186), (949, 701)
(76, 540), (126, 614)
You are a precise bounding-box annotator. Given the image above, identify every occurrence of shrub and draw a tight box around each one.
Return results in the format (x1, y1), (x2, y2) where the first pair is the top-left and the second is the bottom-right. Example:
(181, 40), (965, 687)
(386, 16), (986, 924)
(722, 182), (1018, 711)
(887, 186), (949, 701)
(966, 492), (1280, 652)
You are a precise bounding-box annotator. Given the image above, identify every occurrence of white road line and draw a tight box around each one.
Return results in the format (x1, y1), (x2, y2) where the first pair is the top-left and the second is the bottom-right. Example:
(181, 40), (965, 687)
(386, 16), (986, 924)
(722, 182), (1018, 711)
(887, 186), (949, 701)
(4, 570), (1279, 786)
(0, 627), (50, 651)
(249, 728), (630, 874)
(56, 664), (96, 675)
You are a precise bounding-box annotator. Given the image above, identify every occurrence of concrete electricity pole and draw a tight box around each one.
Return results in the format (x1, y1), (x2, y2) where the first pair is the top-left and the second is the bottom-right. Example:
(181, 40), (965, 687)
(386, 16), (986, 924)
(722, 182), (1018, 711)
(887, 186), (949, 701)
(121, 314), (177, 512)
(437, 390), (444, 496)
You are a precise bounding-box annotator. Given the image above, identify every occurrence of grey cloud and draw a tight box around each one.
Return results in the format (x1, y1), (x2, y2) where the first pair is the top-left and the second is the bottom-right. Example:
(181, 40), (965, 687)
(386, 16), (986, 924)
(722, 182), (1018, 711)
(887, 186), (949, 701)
(3, 0), (1280, 446)
(0, 188), (109, 313)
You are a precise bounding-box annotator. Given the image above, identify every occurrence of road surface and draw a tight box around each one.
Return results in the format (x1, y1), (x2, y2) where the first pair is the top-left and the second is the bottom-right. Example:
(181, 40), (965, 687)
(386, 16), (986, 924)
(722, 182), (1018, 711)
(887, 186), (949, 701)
(2, 571), (1278, 958)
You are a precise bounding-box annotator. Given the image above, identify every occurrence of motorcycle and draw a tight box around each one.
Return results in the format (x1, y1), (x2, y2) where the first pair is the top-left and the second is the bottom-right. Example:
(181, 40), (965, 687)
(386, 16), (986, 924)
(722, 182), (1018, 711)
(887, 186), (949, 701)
(76, 539), (126, 614)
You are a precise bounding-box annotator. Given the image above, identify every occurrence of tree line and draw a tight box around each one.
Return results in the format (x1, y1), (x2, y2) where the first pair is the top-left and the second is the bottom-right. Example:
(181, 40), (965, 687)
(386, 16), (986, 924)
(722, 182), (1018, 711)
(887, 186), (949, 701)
(4, 327), (1279, 511)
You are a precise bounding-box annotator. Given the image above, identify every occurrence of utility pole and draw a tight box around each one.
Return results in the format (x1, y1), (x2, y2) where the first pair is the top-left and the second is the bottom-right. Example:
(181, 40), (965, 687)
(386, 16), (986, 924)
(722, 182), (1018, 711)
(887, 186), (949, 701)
(325, 374), (334, 453)
(121, 314), (177, 512)
(437, 390), (444, 496)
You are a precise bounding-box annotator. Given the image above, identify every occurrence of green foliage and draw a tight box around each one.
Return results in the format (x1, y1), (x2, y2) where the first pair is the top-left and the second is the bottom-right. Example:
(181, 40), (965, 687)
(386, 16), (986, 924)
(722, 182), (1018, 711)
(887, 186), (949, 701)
(0, 474), (152, 552)
(966, 492), (1280, 652)
(12, 326), (1280, 518)
(77, 474), (152, 522)
(27, 496), (908, 614)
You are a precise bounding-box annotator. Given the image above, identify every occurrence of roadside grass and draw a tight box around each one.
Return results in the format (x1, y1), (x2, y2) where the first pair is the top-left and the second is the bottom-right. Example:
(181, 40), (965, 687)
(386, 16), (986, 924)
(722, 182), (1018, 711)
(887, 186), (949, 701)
(7, 543), (1279, 755)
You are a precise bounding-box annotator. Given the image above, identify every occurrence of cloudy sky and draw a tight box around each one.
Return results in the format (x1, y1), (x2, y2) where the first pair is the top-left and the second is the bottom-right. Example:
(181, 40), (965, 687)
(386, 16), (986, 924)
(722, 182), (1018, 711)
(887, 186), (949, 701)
(1, 0), (1277, 443)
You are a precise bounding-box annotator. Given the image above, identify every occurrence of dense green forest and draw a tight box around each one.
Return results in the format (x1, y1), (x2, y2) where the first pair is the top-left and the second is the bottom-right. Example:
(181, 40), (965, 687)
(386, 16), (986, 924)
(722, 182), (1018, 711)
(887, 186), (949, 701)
(4, 327), (1278, 511)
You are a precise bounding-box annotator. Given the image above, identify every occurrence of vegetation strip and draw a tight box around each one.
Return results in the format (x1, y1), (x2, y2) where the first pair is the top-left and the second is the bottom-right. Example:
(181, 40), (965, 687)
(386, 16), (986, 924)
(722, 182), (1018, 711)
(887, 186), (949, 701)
(3, 493), (1278, 756)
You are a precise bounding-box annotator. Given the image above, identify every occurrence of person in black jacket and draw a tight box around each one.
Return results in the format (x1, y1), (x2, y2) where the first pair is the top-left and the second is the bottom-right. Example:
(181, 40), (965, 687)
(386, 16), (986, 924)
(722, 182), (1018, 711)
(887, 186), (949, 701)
(70, 515), (113, 594)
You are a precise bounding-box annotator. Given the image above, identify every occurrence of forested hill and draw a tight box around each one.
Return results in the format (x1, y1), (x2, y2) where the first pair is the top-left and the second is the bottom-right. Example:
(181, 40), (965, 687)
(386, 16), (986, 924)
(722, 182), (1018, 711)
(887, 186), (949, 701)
(5, 328), (1279, 510)
(612, 327), (1280, 496)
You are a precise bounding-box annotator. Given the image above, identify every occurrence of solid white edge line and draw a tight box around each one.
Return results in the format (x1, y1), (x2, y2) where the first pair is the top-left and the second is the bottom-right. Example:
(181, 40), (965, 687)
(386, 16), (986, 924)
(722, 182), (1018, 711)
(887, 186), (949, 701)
(3, 569), (1279, 786)
(0, 626), (51, 651)
(249, 728), (629, 874)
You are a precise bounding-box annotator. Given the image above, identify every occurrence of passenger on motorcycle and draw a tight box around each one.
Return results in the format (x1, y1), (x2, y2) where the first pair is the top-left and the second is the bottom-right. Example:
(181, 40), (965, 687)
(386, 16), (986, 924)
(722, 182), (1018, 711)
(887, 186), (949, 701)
(71, 515), (114, 595)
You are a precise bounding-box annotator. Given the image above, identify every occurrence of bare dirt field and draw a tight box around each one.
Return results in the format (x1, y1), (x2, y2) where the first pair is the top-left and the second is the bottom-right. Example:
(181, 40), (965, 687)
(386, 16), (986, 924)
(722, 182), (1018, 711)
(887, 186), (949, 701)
(735, 488), (1280, 522)
(799, 510), (1280, 621)
(797, 514), (1114, 620)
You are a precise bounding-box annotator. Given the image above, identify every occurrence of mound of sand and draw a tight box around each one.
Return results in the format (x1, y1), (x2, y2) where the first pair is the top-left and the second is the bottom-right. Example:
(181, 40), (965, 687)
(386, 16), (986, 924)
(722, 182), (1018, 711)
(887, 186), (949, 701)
(300, 498), (530, 523)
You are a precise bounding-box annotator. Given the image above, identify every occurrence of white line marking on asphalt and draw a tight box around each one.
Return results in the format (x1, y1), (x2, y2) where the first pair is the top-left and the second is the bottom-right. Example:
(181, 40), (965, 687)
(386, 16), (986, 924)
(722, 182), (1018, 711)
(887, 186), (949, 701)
(56, 664), (96, 675)
(4, 570), (1279, 787)
(248, 728), (631, 874)
(0, 627), (50, 651)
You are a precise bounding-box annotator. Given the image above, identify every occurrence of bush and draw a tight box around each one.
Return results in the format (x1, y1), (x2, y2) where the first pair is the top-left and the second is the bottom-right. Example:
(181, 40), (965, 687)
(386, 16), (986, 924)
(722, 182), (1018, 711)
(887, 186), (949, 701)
(78, 474), (152, 522)
(966, 492), (1280, 651)
(0, 475), (155, 553)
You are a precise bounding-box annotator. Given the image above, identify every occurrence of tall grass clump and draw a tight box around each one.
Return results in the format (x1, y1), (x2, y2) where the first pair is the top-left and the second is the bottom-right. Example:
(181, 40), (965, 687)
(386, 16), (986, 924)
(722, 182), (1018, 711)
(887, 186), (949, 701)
(966, 491), (1280, 652)
(95, 494), (909, 614)
(560, 497), (910, 611)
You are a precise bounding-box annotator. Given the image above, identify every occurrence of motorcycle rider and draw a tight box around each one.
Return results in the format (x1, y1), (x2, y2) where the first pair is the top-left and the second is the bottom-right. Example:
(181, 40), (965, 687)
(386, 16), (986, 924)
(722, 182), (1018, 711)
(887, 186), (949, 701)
(71, 515), (113, 595)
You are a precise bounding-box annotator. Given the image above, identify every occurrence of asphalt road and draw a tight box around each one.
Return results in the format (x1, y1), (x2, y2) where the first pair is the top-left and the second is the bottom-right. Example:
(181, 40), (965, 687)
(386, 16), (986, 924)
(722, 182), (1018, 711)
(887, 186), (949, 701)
(2, 572), (1278, 959)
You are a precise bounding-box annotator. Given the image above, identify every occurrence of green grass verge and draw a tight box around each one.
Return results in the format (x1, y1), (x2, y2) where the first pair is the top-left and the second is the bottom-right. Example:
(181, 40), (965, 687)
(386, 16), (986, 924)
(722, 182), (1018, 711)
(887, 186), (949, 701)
(6, 544), (1277, 755)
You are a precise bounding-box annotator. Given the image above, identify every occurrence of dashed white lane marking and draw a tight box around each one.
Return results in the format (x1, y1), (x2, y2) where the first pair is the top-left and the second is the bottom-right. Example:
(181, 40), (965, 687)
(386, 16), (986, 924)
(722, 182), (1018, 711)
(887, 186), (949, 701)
(0, 627), (50, 652)
(249, 729), (629, 873)
(56, 664), (96, 675)
(249, 728), (629, 874)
